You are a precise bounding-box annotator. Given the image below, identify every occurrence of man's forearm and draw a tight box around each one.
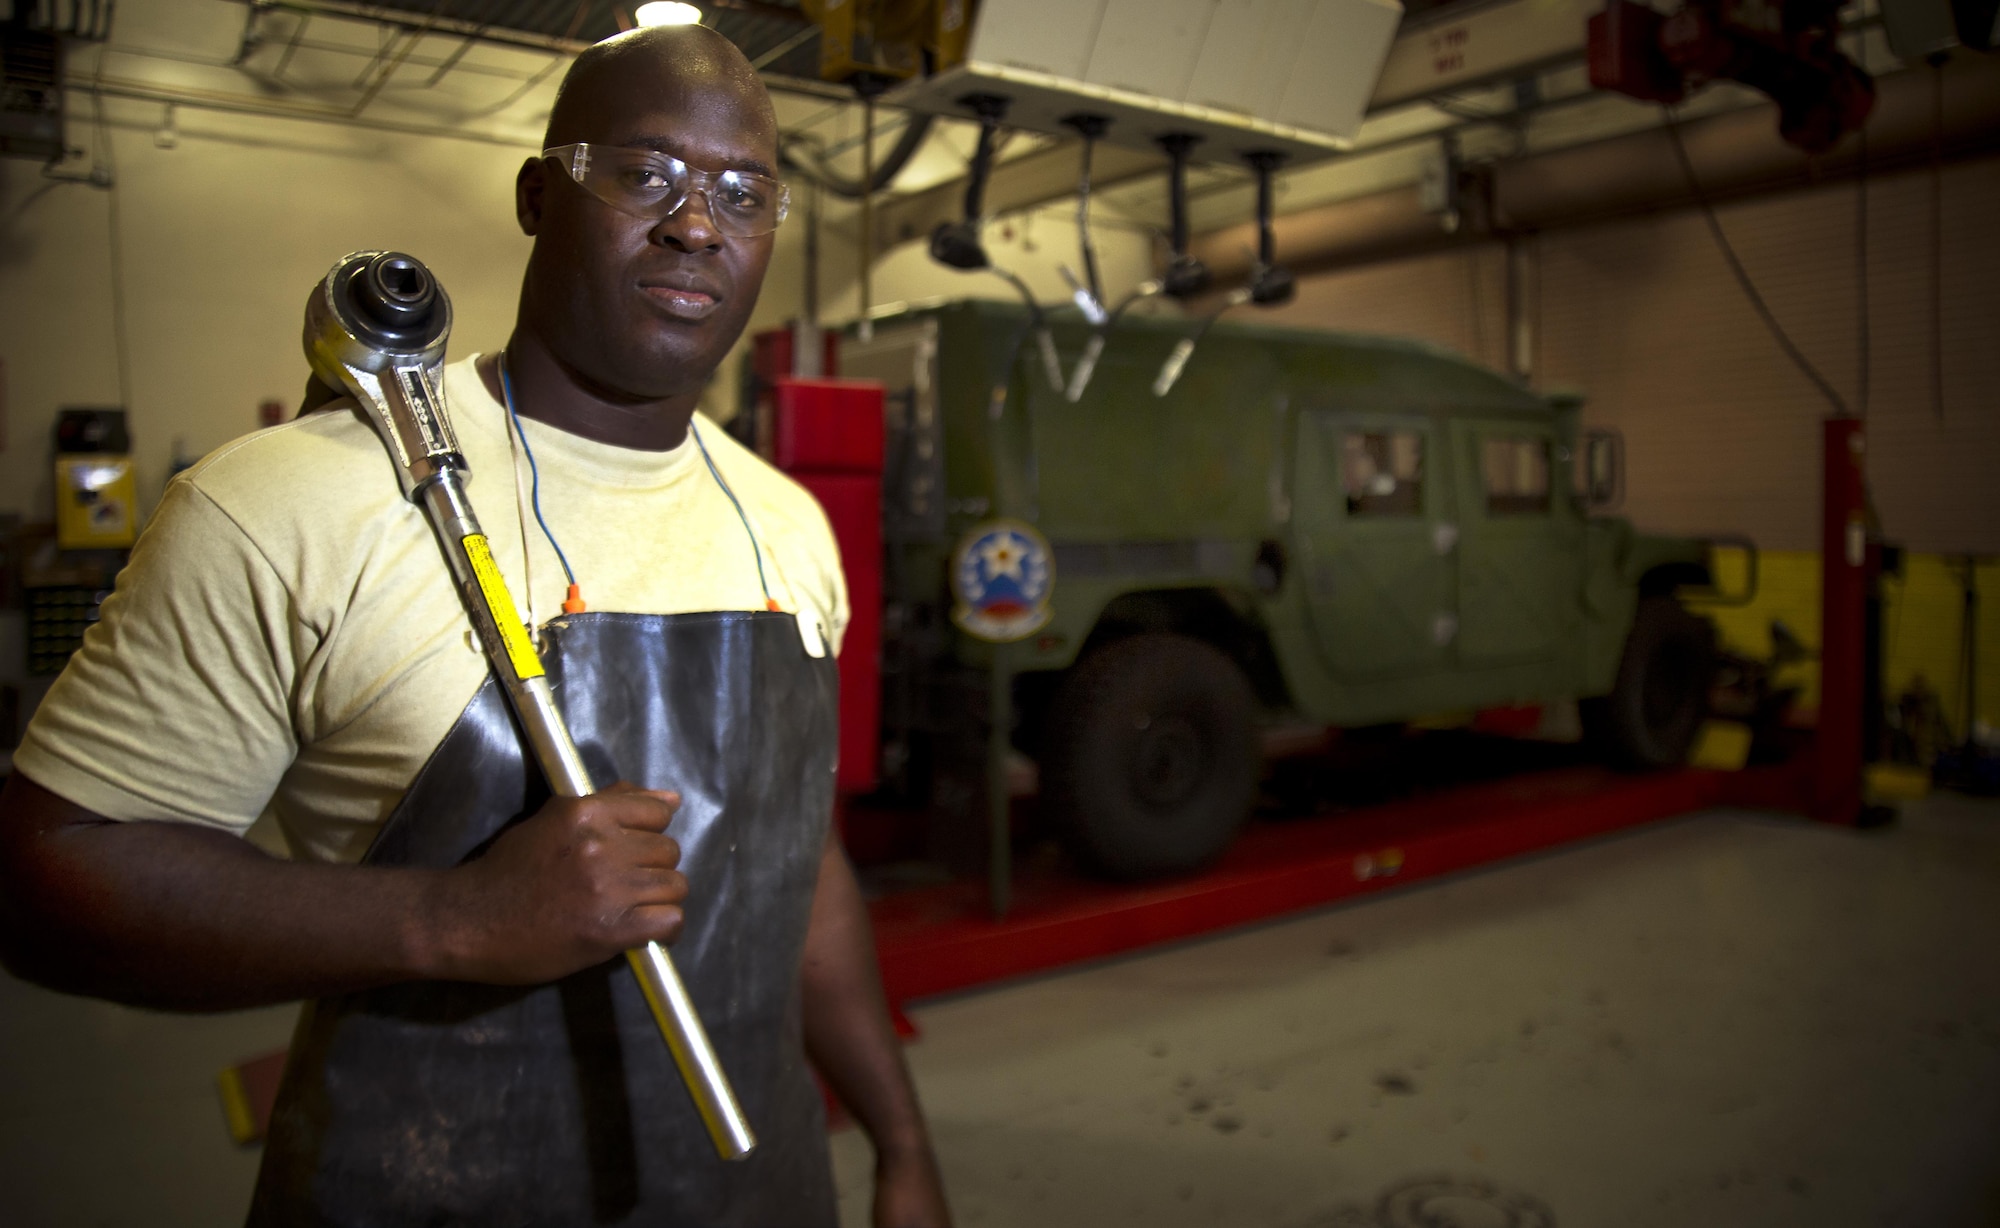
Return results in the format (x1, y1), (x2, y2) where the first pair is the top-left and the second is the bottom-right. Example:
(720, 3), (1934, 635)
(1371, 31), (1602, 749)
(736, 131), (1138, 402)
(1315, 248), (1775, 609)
(0, 773), (690, 1012)
(799, 834), (936, 1159)
(0, 774), (449, 1011)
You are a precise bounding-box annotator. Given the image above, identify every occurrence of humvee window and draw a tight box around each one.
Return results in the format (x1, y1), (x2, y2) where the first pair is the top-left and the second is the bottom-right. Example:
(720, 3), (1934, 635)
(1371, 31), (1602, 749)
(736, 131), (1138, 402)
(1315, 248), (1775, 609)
(1482, 436), (1552, 515)
(1343, 431), (1423, 516)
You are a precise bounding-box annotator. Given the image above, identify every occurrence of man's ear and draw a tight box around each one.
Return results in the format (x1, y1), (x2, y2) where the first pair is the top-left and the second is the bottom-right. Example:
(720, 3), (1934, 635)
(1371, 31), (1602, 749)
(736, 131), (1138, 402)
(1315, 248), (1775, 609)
(516, 157), (546, 236)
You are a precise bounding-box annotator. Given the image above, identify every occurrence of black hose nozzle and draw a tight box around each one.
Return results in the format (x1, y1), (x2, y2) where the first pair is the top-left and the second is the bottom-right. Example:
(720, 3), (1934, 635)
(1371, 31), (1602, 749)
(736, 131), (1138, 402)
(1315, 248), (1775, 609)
(928, 93), (1010, 272)
(1245, 151), (1294, 307)
(1249, 265), (1295, 306)
(929, 220), (990, 270)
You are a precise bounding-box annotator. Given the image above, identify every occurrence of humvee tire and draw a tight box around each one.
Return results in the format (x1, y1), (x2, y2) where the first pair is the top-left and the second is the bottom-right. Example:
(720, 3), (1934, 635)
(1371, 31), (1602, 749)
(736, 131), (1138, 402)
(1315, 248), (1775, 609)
(1582, 596), (1718, 768)
(1041, 632), (1260, 880)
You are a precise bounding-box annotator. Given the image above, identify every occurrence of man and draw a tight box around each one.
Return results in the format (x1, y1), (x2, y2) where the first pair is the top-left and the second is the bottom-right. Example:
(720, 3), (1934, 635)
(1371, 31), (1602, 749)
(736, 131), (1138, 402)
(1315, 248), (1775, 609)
(0, 25), (950, 1228)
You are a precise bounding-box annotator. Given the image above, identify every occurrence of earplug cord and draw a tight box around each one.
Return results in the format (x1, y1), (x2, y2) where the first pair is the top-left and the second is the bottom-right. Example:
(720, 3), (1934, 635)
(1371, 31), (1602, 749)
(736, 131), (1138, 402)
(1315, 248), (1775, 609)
(499, 351), (587, 614)
(691, 422), (780, 613)
(499, 354), (776, 616)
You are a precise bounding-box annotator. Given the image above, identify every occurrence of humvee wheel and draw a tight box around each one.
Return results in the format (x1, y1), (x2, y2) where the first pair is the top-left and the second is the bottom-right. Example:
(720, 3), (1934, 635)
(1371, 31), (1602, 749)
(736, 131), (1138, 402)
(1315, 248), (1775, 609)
(1042, 632), (1259, 880)
(1583, 597), (1718, 768)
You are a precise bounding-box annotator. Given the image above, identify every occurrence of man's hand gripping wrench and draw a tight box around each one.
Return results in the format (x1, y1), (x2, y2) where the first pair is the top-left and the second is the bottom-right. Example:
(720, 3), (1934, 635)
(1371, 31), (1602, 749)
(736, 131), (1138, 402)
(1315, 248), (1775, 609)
(302, 250), (757, 1161)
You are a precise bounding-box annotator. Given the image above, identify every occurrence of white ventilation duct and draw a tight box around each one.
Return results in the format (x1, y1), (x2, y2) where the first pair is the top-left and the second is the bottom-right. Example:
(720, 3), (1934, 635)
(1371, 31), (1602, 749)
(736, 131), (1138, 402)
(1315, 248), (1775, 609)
(885, 0), (1404, 165)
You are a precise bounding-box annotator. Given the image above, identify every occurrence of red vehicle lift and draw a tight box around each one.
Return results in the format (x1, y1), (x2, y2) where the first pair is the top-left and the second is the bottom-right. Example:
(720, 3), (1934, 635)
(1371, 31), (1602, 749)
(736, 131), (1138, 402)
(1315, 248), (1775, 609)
(868, 760), (1809, 1009)
(1817, 415), (1869, 826)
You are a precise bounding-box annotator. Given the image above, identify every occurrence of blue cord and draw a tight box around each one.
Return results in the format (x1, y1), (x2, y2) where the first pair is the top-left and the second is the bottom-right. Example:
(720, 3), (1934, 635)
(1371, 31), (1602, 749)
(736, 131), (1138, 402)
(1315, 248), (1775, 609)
(498, 354), (774, 612)
(498, 355), (578, 589)
(691, 422), (777, 610)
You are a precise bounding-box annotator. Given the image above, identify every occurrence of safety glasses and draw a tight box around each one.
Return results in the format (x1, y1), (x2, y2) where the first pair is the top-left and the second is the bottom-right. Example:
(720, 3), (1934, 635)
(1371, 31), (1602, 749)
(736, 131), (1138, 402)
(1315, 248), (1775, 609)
(543, 143), (790, 238)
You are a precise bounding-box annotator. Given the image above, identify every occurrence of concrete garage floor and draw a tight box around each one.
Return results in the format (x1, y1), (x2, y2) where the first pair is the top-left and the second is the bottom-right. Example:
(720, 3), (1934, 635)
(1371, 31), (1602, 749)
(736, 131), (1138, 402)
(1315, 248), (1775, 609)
(1, 796), (1995, 1226)
(831, 796), (2000, 1228)
(0, 974), (296, 1225)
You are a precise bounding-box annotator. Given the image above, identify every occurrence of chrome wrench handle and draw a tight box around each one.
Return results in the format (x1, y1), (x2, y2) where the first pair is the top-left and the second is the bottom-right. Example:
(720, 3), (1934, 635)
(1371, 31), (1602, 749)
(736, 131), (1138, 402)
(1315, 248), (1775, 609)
(303, 250), (756, 1161)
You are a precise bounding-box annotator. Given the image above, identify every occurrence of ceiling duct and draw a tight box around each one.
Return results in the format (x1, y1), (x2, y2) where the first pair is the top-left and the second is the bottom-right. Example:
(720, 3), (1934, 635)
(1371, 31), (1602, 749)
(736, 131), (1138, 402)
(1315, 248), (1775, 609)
(885, 0), (1405, 167)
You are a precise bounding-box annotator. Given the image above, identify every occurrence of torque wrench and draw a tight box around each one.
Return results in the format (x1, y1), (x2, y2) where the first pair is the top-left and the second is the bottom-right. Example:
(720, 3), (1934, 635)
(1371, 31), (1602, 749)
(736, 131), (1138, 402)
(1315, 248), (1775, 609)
(302, 250), (756, 1162)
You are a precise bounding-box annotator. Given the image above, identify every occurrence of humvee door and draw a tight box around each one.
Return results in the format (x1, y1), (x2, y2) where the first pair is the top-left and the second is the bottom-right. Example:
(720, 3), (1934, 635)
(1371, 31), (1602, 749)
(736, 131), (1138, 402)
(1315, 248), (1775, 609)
(1447, 419), (1583, 666)
(1293, 411), (1458, 680)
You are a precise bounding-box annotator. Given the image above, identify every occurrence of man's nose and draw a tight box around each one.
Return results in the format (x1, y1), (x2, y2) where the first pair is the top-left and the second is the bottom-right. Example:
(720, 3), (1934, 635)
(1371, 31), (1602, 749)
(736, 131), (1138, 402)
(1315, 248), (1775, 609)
(654, 187), (724, 252)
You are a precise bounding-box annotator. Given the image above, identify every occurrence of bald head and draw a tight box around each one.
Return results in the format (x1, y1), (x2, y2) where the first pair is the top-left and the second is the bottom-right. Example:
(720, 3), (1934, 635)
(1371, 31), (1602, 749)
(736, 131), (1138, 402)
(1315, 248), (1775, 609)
(508, 20), (782, 423)
(544, 24), (775, 151)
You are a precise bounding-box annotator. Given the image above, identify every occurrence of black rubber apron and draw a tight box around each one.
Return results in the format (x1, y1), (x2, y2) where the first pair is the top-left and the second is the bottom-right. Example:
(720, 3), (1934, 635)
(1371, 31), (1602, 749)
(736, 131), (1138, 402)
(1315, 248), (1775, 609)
(249, 611), (840, 1228)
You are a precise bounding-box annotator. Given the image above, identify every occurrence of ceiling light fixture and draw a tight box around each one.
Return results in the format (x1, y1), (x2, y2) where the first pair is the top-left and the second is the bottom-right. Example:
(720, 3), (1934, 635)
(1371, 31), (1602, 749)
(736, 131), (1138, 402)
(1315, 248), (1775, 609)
(634, 2), (702, 25)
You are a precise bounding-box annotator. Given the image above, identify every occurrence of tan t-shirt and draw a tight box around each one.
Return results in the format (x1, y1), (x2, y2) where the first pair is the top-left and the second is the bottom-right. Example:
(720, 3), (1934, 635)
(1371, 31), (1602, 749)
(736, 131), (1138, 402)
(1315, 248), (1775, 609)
(17, 356), (848, 864)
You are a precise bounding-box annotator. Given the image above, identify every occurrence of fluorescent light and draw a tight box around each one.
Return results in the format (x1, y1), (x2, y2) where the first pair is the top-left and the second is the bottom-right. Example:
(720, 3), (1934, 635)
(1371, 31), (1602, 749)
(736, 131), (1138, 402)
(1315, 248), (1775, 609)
(635, 2), (702, 25)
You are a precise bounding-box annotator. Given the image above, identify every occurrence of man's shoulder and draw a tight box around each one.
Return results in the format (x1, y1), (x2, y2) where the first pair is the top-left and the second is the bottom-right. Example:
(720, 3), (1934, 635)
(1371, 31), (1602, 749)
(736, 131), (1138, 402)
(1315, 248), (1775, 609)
(179, 406), (407, 540)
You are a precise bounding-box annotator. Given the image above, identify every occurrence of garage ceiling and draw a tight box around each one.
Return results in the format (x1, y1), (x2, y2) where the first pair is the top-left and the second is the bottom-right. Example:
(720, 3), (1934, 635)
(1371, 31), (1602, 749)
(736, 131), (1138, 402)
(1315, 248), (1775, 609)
(334, 0), (1491, 91)
(49, 0), (1914, 262)
(346, 0), (825, 79)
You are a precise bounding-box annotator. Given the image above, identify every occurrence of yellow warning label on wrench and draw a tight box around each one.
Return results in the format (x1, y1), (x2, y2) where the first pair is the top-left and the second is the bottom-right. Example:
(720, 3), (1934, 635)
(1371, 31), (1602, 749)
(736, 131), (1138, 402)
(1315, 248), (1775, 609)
(461, 533), (546, 681)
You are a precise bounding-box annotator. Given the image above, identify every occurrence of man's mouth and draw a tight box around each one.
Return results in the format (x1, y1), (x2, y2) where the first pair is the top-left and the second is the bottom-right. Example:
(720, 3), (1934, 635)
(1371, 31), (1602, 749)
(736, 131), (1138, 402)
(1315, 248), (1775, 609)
(641, 280), (722, 321)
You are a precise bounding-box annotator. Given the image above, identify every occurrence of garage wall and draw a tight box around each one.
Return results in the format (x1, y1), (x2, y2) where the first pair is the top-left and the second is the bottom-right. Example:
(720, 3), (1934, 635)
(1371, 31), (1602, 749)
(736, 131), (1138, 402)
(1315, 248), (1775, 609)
(1262, 243), (1511, 374)
(1538, 156), (2000, 557)
(0, 101), (535, 521)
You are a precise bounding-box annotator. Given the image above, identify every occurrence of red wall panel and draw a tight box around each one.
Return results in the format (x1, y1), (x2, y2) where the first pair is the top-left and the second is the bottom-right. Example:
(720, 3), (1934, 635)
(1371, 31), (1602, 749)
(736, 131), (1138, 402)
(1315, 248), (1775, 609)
(774, 377), (885, 796)
(775, 379), (886, 473)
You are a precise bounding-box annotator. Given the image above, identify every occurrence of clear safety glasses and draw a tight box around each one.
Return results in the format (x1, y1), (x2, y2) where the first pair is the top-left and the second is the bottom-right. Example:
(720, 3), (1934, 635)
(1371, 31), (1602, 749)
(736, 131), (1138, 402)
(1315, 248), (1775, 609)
(543, 143), (790, 238)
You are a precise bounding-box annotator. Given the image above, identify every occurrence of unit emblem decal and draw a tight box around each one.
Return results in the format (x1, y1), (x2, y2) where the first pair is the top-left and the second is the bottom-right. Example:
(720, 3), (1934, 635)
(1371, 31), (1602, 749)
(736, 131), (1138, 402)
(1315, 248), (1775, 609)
(950, 519), (1054, 643)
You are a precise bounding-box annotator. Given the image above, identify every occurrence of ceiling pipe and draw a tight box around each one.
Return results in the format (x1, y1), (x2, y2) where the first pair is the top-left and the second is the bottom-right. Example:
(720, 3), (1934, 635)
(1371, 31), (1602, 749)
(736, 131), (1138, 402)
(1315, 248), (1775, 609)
(1493, 59), (2000, 227)
(1189, 55), (2000, 285)
(1189, 182), (1445, 286)
(780, 113), (936, 198)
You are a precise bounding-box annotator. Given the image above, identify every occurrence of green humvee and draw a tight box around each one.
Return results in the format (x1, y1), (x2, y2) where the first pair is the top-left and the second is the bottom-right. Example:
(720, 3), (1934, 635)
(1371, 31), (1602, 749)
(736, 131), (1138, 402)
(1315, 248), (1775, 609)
(840, 299), (1719, 881)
